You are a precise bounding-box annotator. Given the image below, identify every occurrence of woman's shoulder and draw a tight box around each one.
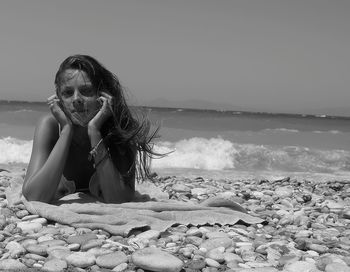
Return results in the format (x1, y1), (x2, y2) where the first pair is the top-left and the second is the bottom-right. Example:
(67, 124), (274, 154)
(35, 114), (59, 140)
(38, 113), (57, 124)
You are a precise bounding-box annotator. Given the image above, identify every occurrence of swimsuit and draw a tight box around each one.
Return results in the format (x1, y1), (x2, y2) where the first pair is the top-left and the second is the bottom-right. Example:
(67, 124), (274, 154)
(55, 123), (103, 200)
(55, 173), (102, 200)
(55, 124), (134, 201)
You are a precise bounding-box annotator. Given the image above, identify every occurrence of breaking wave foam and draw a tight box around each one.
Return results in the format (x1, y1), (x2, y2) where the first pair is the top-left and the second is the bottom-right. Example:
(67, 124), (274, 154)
(152, 137), (350, 173)
(263, 128), (300, 133)
(1, 136), (350, 173)
(313, 130), (342, 134)
(0, 137), (33, 164)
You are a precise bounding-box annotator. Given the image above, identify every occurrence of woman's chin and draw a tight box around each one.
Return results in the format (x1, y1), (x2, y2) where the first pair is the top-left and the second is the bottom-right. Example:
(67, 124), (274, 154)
(71, 119), (89, 127)
(68, 112), (92, 127)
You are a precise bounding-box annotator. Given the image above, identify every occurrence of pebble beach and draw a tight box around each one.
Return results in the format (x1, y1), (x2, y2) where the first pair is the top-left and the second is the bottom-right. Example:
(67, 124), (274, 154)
(0, 168), (350, 272)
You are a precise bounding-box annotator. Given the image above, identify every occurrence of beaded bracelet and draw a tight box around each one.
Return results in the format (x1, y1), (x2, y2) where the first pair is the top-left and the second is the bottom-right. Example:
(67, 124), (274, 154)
(88, 138), (104, 161)
(93, 151), (110, 168)
(88, 138), (111, 168)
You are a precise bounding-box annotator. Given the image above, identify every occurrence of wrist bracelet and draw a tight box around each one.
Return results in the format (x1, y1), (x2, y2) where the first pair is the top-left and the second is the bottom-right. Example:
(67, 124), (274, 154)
(93, 151), (110, 168)
(88, 138), (104, 161)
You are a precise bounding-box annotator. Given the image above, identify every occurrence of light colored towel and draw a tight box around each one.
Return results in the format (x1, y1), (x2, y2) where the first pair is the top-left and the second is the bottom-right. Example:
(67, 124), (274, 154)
(6, 175), (264, 237)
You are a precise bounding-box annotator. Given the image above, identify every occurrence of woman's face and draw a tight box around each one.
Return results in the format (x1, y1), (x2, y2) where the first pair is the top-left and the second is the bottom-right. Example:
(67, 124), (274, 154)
(57, 69), (100, 127)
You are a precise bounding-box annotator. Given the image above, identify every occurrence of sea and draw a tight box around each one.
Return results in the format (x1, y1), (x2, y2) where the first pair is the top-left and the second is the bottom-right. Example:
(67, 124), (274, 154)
(1, 100), (350, 180)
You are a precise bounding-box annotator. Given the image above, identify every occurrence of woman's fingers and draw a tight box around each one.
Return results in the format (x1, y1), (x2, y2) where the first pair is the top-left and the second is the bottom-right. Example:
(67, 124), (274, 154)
(48, 99), (60, 108)
(100, 92), (113, 111)
(47, 95), (60, 109)
(99, 95), (113, 109)
(100, 92), (113, 103)
(47, 94), (58, 103)
(100, 91), (111, 98)
(47, 95), (71, 127)
(47, 94), (63, 114)
(47, 94), (57, 100)
(96, 95), (113, 121)
(98, 96), (108, 105)
(88, 93), (114, 128)
(48, 98), (59, 103)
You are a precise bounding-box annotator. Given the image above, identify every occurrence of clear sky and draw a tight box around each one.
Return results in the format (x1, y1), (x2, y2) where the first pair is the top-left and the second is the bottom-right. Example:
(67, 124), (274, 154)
(0, 0), (349, 114)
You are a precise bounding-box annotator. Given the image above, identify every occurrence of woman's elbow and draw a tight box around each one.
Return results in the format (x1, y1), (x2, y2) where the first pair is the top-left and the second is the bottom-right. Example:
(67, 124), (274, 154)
(22, 184), (51, 203)
(22, 184), (32, 200)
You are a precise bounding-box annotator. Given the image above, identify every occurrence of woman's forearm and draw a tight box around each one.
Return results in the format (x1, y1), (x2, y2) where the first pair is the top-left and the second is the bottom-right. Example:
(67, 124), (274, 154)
(89, 129), (134, 203)
(23, 126), (73, 202)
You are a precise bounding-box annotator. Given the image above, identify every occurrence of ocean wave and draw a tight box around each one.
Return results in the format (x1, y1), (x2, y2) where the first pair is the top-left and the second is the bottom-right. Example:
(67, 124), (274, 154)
(1, 136), (350, 173)
(265, 128), (343, 134)
(263, 128), (300, 133)
(11, 109), (35, 113)
(0, 137), (33, 164)
(153, 137), (350, 173)
(153, 138), (235, 170)
(316, 114), (327, 118)
(313, 130), (342, 134)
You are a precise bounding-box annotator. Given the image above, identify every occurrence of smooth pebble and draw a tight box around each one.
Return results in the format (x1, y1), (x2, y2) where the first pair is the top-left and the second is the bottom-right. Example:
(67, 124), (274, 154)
(42, 258), (68, 272)
(65, 252), (96, 268)
(131, 247), (183, 272)
(96, 251), (128, 269)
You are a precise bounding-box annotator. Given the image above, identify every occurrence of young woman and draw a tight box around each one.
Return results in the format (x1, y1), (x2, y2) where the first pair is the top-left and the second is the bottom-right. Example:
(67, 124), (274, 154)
(23, 55), (158, 204)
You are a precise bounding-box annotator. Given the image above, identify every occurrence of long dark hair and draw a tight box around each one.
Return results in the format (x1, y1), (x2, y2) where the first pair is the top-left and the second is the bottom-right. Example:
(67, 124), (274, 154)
(55, 54), (161, 182)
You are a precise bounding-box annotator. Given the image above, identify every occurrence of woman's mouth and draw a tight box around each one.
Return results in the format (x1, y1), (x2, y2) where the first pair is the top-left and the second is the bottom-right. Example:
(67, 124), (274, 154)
(72, 108), (86, 113)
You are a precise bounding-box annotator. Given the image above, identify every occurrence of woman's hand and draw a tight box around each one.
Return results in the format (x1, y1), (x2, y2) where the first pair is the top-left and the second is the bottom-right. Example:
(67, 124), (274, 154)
(47, 94), (72, 128)
(88, 92), (114, 133)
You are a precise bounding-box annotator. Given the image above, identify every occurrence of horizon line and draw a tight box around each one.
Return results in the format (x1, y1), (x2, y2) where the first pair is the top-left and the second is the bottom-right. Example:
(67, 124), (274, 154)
(1, 99), (349, 119)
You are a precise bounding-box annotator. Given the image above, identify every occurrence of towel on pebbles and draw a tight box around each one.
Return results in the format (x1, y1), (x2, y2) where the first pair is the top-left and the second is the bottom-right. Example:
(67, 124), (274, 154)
(5, 174), (264, 237)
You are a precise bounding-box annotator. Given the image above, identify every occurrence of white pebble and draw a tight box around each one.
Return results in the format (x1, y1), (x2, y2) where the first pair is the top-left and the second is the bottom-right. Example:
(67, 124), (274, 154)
(67, 243), (80, 251)
(65, 252), (96, 268)
(30, 218), (47, 225)
(37, 235), (54, 243)
(205, 258), (220, 268)
(21, 215), (39, 221)
(17, 221), (42, 233)
(135, 230), (161, 240)
(112, 262), (128, 272)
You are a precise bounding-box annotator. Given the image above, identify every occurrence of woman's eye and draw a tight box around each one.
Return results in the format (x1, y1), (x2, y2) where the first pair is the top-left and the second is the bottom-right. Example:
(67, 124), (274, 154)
(61, 89), (74, 97)
(80, 87), (95, 97)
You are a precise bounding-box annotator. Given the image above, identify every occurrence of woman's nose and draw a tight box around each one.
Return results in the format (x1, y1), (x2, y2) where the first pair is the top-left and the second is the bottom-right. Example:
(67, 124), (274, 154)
(72, 99), (83, 109)
(73, 90), (81, 100)
(72, 90), (82, 101)
(72, 90), (83, 107)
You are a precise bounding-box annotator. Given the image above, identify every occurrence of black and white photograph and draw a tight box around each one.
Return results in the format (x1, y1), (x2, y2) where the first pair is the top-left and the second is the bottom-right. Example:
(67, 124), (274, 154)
(0, 1), (349, 271)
